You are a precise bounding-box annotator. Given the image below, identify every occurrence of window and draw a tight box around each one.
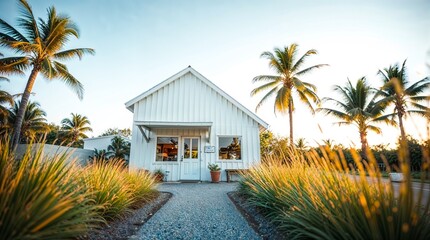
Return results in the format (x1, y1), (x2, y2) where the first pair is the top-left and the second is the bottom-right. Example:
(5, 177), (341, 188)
(156, 137), (178, 161)
(218, 136), (241, 160)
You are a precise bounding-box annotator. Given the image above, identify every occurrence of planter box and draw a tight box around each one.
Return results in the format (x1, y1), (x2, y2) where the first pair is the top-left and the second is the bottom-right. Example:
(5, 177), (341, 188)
(389, 173), (404, 182)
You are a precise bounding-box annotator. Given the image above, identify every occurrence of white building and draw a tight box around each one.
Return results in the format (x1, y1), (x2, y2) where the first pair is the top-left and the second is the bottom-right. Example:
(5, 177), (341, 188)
(83, 135), (130, 151)
(125, 66), (268, 181)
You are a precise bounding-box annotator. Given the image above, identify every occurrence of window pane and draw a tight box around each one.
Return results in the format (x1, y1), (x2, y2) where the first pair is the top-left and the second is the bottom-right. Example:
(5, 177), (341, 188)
(156, 137), (178, 161)
(218, 137), (241, 160)
(192, 138), (198, 159)
(184, 138), (190, 158)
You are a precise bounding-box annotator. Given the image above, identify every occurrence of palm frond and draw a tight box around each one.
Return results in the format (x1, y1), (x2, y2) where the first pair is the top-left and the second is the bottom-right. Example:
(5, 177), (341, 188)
(302, 81), (317, 91)
(318, 107), (350, 121)
(295, 64), (329, 76)
(17, 0), (41, 42)
(291, 48), (317, 73)
(250, 80), (279, 96)
(0, 90), (14, 106)
(404, 77), (430, 96)
(52, 61), (84, 99)
(0, 19), (28, 42)
(408, 95), (430, 102)
(322, 97), (349, 112)
(297, 89), (316, 114)
(252, 75), (279, 83)
(367, 125), (382, 134)
(405, 110), (429, 118)
(40, 58), (55, 79)
(292, 77), (306, 92)
(53, 48), (95, 60)
(0, 56), (28, 75)
(333, 121), (352, 127)
(274, 86), (291, 114)
(261, 51), (284, 74)
(254, 85), (280, 111)
(371, 114), (397, 126)
(408, 102), (429, 111)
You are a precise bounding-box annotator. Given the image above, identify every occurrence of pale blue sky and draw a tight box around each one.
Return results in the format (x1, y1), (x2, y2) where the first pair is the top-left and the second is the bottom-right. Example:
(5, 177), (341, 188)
(1, 0), (429, 147)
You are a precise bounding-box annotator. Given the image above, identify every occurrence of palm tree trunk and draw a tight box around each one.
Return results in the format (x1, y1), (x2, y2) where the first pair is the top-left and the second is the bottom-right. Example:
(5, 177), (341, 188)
(288, 101), (293, 146)
(11, 67), (39, 148)
(360, 130), (368, 161)
(397, 112), (406, 142)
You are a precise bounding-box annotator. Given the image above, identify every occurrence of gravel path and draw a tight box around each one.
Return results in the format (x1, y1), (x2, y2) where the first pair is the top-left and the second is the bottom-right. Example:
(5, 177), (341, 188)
(135, 183), (261, 240)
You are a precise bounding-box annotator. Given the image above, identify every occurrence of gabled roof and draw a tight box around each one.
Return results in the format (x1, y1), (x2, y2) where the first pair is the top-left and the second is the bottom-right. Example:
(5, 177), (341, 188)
(125, 66), (268, 129)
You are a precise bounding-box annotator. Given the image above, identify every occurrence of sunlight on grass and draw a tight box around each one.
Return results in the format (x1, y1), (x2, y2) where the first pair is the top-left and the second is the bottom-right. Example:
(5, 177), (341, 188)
(239, 144), (430, 239)
(0, 137), (157, 239)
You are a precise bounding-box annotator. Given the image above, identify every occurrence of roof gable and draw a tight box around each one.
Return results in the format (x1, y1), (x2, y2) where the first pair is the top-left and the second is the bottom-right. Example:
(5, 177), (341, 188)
(125, 66), (268, 128)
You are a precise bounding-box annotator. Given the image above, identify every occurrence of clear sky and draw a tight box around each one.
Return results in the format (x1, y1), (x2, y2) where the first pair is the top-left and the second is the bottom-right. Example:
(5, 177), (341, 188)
(1, 0), (429, 148)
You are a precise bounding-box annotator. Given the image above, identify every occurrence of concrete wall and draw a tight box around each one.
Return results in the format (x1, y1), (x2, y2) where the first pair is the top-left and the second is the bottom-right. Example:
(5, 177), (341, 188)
(83, 135), (117, 150)
(17, 144), (94, 165)
(83, 135), (131, 151)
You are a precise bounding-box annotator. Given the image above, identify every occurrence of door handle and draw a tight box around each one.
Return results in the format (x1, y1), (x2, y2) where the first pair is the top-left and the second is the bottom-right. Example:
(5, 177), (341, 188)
(181, 155), (183, 161)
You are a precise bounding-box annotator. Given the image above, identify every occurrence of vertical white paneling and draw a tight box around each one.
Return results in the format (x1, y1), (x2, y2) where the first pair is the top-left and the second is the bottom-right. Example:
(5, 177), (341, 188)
(129, 71), (265, 181)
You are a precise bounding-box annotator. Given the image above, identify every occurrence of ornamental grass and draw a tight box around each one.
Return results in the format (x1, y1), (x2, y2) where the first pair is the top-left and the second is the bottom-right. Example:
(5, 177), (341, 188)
(81, 159), (156, 220)
(239, 144), (430, 240)
(0, 137), (157, 239)
(0, 138), (101, 239)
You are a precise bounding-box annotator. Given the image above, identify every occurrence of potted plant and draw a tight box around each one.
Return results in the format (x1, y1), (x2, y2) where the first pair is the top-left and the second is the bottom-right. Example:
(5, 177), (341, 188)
(208, 163), (221, 183)
(153, 169), (165, 182)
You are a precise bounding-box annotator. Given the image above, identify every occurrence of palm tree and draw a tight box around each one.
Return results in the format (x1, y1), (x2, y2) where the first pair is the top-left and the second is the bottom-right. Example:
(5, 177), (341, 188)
(321, 139), (335, 150)
(89, 148), (108, 162)
(61, 113), (92, 146)
(318, 77), (394, 159)
(295, 138), (309, 151)
(377, 60), (430, 141)
(0, 51), (27, 81)
(251, 43), (328, 145)
(0, 0), (95, 147)
(4, 100), (48, 143)
(107, 136), (131, 160)
(0, 80), (13, 120)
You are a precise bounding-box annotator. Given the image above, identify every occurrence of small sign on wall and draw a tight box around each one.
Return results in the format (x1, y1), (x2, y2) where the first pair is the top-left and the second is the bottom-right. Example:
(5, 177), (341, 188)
(204, 146), (215, 153)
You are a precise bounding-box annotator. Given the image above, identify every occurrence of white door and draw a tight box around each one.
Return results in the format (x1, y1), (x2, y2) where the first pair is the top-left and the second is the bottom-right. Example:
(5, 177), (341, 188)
(180, 137), (200, 180)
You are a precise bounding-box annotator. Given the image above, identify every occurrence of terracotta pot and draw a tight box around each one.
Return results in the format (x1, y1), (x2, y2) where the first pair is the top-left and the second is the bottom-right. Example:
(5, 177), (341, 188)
(210, 171), (221, 183)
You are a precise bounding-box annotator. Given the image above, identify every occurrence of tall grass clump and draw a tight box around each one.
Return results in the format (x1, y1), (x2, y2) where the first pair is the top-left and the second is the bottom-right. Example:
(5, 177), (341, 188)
(0, 138), (101, 239)
(81, 158), (157, 220)
(239, 144), (430, 239)
(126, 169), (157, 208)
(0, 137), (158, 239)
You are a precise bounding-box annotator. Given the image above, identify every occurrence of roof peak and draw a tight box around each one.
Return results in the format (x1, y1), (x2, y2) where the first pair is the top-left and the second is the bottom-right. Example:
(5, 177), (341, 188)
(124, 67), (268, 128)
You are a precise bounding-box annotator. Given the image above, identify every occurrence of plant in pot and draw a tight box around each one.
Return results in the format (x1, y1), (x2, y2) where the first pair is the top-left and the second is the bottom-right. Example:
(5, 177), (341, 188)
(208, 163), (221, 183)
(153, 169), (165, 182)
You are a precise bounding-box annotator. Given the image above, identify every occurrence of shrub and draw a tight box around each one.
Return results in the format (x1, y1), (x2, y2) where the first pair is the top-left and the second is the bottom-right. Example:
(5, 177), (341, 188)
(0, 138), (101, 239)
(240, 145), (430, 239)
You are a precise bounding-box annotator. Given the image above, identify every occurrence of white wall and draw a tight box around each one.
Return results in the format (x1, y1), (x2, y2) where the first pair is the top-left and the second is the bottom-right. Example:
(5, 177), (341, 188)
(16, 144), (94, 165)
(129, 72), (261, 181)
(83, 136), (115, 150)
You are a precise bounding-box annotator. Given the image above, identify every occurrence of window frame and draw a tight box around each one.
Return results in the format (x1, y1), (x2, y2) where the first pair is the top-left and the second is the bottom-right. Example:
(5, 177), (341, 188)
(154, 135), (180, 163)
(217, 135), (243, 161)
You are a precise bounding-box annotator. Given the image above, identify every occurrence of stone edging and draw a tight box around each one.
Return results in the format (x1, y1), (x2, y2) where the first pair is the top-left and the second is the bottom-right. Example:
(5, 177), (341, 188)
(227, 191), (284, 240)
(86, 191), (173, 239)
